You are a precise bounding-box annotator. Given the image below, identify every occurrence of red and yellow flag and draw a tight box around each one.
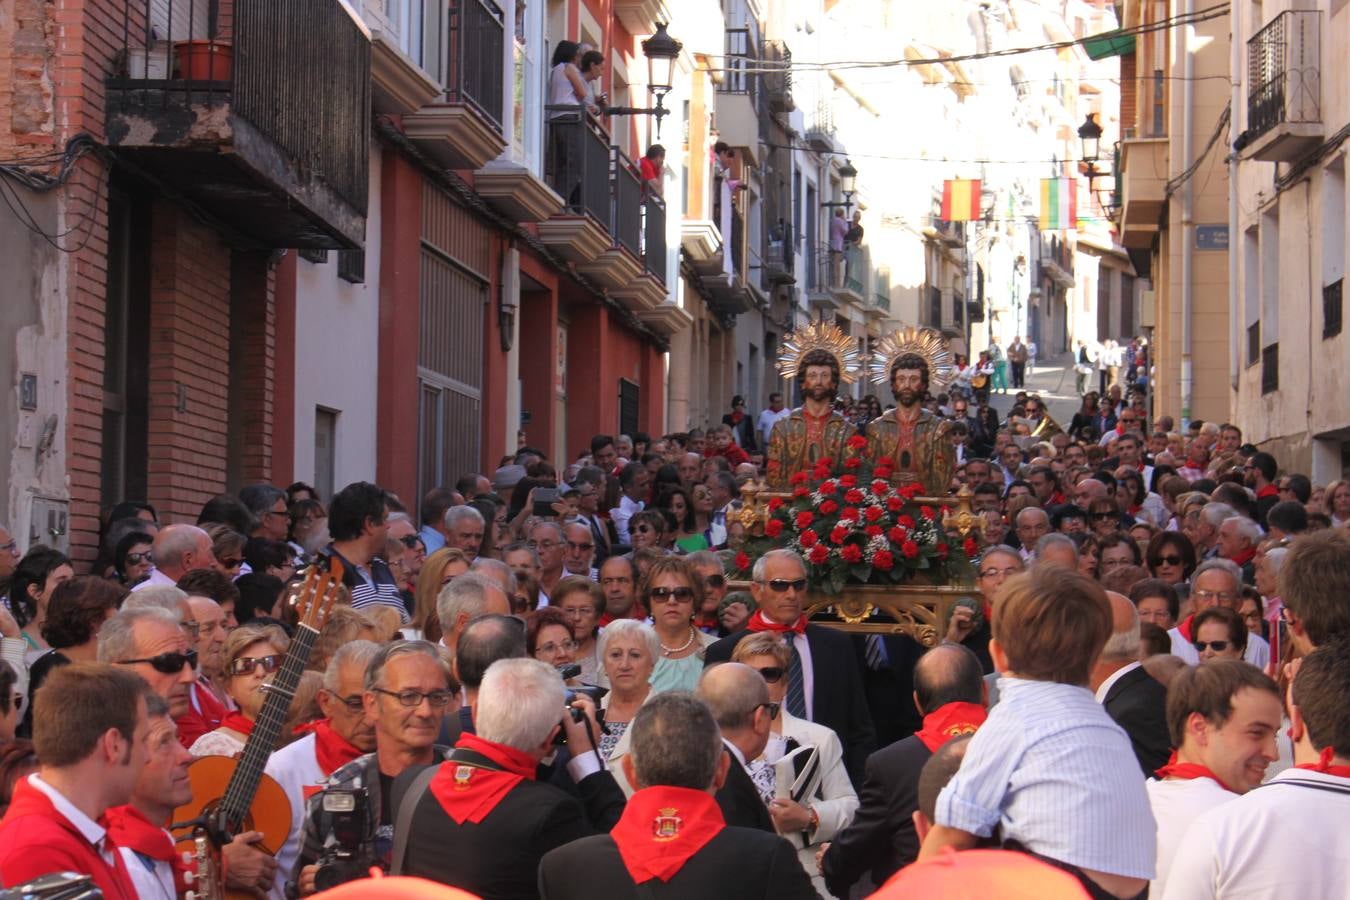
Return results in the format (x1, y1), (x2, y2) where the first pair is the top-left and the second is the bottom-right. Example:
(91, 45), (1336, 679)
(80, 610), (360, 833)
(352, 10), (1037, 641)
(941, 179), (981, 222)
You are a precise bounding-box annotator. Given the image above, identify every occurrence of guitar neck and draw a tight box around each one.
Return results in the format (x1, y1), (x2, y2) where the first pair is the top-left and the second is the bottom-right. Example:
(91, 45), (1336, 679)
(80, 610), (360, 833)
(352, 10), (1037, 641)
(219, 623), (319, 829)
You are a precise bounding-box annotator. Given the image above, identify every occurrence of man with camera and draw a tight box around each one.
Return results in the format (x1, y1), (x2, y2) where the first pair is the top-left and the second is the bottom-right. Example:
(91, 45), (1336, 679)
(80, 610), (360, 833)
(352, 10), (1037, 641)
(539, 691), (816, 898)
(391, 657), (625, 899)
(290, 641), (455, 895)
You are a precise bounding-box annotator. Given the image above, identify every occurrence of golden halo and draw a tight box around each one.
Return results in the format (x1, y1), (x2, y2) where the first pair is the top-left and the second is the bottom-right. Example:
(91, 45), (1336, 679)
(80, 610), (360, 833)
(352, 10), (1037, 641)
(869, 325), (956, 389)
(776, 321), (862, 385)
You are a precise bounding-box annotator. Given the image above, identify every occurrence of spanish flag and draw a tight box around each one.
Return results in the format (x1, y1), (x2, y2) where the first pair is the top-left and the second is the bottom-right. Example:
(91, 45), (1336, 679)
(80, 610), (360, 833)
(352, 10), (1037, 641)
(1039, 178), (1078, 230)
(941, 179), (981, 222)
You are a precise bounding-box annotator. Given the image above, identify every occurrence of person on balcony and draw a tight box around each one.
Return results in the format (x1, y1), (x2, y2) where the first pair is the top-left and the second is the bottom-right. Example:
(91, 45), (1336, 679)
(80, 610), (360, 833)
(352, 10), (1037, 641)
(549, 42), (594, 117)
(579, 50), (607, 115)
(639, 145), (665, 197)
(829, 209), (849, 288)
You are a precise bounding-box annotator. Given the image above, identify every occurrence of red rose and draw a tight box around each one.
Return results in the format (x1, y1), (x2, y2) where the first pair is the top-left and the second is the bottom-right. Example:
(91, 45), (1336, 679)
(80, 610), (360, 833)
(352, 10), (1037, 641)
(886, 496), (904, 512)
(864, 506), (884, 522)
(839, 475), (858, 488)
(841, 544), (863, 563)
(800, 529), (819, 548)
(921, 505), (935, 521)
(843, 457), (862, 470)
(795, 510), (815, 528)
(840, 507), (861, 522)
(877, 456), (895, 467)
(844, 489), (865, 505)
(735, 551), (751, 571)
(830, 527), (849, 545)
(764, 519), (784, 538)
(870, 479), (889, 495)
(872, 549), (895, 571)
(808, 544), (830, 565)
(847, 434), (868, 450)
(789, 471), (809, 486)
(874, 468), (894, 481)
(898, 515), (917, 529)
(866, 525), (884, 538)
(888, 526), (908, 543)
(902, 540), (920, 559)
(819, 479), (838, 495)
(820, 499), (840, 515)
(937, 542), (949, 559)
(963, 537), (979, 557)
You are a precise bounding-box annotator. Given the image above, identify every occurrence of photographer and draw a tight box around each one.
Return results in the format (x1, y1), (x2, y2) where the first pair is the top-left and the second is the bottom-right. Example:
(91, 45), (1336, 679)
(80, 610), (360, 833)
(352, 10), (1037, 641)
(391, 658), (625, 897)
(291, 641), (455, 896)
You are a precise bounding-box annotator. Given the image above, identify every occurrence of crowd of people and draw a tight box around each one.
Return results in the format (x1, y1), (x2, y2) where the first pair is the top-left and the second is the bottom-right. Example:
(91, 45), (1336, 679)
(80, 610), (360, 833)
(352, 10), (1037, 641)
(0, 367), (1346, 899)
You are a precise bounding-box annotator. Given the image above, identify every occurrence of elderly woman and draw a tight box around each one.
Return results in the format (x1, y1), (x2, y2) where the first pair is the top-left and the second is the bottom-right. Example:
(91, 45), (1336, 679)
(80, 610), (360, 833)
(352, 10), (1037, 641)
(552, 576), (604, 683)
(206, 524), (248, 581)
(1191, 607), (1247, 662)
(189, 622), (290, 757)
(407, 547), (471, 642)
(527, 607), (578, 678)
(1145, 530), (1196, 592)
(732, 632), (858, 891)
(597, 619), (659, 795)
(113, 531), (155, 587)
(628, 509), (671, 553)
(643, 557), (716, 694)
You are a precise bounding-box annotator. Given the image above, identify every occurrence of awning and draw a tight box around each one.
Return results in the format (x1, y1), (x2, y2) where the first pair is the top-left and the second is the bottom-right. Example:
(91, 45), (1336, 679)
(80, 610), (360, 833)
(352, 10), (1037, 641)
(1084, 31), (1136, 61)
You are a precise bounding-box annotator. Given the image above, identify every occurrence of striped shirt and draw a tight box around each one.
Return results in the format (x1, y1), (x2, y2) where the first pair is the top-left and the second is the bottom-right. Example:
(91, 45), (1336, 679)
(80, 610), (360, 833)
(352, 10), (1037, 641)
(324, 546), (408, 622)
(936, 676), (1157, 879)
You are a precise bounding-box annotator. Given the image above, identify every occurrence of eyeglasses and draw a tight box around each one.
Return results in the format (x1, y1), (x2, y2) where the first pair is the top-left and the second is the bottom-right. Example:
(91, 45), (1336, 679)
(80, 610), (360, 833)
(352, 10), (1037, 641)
(754, 701), (782, 718)
(1192, 640), (1231, 652)
(220, 557), (243, 569)
(650, 586), (695, 603)
(397, 535), (423, 549)
(754, 666), (785, 684)
(565, 541), (595, 552)
(124, 551), (153, 566)
(978, 567), (1021, 579)
(1192, 589), (1237, 603)
(265, 510), (288, 520)
(1151, 555), (1185, 567)
(759, 578), (807, 593)
(634, 525), (656, 534)
(372, 688), (455, 708)
(536, 639), (580, 655)
(118, 649), (198, 675)
(558, 606), (595, 619)
(226, 654), (283, 677)
(332, 693), (365, 713)
(181, 621), (200, 641)
(704, 574), (726, 588)
(527, 540), (560, 551)
(1091, 512), (1118, 521)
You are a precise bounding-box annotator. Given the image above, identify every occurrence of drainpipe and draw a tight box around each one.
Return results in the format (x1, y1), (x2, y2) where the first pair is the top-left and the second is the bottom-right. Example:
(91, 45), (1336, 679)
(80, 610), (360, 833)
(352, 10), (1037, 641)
(1228, 0), (1242, 399)
(1179, 0), (1196, 430)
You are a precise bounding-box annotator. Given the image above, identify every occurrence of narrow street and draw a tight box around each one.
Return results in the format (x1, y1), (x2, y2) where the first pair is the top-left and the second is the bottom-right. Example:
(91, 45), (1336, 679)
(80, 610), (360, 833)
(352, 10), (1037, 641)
(986, 352), (1083, 425)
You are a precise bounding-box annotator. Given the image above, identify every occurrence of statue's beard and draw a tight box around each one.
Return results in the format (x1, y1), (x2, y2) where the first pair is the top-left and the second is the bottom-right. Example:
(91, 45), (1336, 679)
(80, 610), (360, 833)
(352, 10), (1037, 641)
(806, 385), (836, 403)
(893, 389), (921, 408)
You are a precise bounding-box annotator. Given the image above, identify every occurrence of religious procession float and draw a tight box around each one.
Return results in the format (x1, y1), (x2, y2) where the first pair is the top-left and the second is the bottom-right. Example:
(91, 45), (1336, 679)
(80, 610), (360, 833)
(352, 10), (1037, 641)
(726, 322), (987, 647)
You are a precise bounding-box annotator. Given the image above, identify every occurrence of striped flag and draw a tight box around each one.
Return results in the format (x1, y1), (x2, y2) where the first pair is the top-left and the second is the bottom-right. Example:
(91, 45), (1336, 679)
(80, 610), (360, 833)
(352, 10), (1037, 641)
(1039, 178), (1078, 230)
(941, 179), (981, 222)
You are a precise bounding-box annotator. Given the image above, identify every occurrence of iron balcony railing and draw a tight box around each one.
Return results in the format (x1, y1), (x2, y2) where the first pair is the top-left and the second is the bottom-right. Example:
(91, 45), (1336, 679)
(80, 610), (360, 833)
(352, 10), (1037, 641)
(612, 147), (643, 258)
(643, 193), (667, 283)
(545, 107), (611, 226)
(843, 245), (865, 295)
(762, 39), (793, 112)
(109, 0), (370, 214)
(447, 0), (505, 128)
(719, 26), (759, 99)
(1246, 10), (1320, 142)
(874, 268), (891, 312)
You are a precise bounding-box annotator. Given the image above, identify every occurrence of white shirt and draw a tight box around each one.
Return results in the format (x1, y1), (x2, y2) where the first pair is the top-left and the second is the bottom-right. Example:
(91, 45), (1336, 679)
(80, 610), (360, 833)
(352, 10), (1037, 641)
(118, 844), (176, 900)
(263, 733), (328, 900)
(26, 774), (115, 866)
(610, 495), (644, 544)
(1093, 660), (1142, 704)
(1146, 776), (1235, 895)
(758, 407), (791, 446)
(1161, 768), (1350, 900)
(1168, 627), (1270, 670)
(130, 568), (176, 592)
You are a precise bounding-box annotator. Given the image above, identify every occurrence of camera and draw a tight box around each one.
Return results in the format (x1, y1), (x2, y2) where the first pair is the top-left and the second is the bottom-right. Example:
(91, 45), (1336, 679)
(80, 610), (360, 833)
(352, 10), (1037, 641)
(532, 487), (562, 517)
(554, 684), (608, 746)
(312, 789), (380, 892)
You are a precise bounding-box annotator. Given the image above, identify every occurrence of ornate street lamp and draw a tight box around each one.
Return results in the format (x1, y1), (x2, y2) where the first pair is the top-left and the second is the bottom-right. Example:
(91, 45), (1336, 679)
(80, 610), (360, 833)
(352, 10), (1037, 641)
(821, 158), (859, 213)
(1078, 113), (1103, 165)
(607, 23), (683, 136)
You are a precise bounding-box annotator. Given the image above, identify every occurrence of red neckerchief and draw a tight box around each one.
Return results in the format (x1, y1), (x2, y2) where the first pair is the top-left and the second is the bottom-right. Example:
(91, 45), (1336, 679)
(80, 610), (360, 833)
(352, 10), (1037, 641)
(1228, 547), (1256, 568)
(429, 733), (537, 824)
(914, 702), (987, 753)
(105, 805), (197, 894)
(1256, 484), (1279, 499)
(745, 610), (807, 636)
(611, 786), (726, 883)
(693, 614), (719, 633)
(1049, 490), (1066, 505)
(1296, 746), (1350, 778)
(292, 718), (364, 776)
(220, 712), (255, 737)
(599, 603), (648, 628)
(1177, 614), (1194, 642)
(1154, 751), (1234, 791)
(729, 411), (744, 425)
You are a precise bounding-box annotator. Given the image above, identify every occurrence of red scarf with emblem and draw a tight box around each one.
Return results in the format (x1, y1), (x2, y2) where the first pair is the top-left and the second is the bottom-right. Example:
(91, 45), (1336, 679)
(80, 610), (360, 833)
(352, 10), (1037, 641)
(745, 610), (807, 635)
(914, 702), (987, 753)
(105, 804), (197, 895)
(611, 786), (726, 883)
(292, 718), (364, 775)
(1154, 751), (1233, 791)
(220, 712), (255, 737)
(429, 733), (537, 824)
(1296, 746), (1350, 778)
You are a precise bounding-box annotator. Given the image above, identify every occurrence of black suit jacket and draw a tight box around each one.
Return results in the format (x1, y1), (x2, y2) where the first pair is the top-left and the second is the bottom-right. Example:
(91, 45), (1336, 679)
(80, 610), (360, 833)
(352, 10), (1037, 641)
(1102, 664), (1171, 776)
(820, 734), (931, 897)
(853, 633), (925, 749)
(705, 625), (877, 782)
(539, 824), (815, 899)
(714, 747), (775, 833)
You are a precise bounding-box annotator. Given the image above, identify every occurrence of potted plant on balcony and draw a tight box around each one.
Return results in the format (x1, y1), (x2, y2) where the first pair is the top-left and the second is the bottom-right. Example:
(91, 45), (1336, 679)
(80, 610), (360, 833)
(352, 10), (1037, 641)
(174, 39), (233, 82)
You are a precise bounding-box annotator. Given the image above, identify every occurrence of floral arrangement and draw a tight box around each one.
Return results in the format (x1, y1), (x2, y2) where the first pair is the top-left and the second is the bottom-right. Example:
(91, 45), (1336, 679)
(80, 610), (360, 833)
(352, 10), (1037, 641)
(730, 435), (977, 595)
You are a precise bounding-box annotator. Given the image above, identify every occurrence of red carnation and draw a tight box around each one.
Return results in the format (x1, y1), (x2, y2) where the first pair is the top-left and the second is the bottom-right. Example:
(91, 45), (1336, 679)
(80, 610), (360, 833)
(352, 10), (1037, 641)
(921, 505), (935, 521)
(839, 507), (861, 522)
(875, 468), (894, 481)
(870, 480), (889, 495)
(843, 457), (862, 470)
(764, 519), (784, 538)
(800, 529), (819, 548)
(844, 489), (865, 505)
(872, 549), (895, 571)
(888, 526), (908, 543)
(767, 497), (784, 512)
(901, 483), (924, 499)
(789, 471), (809, 486)
(830, 527), (849, 545)
(937, 542), (949, 559)
(819, 479), (838, 495)
(818, 457), (835, 469)
(886, 496), (904, 512)
(864, 506), (884, 523)
(841, 544), (863, 564)
(902, 540), (920, 559)
(877, 456), (895, 467)
(865, 524), (883, 538)
(820, 499), (840, 515)
(839, 475), (858, 488)
(796, 511), (816, 528)
(792, 486), (810, 499)
(847, 434), (868, 450)
(734, 551), (751, 571)
(897, 515), (917, 529)
(808, 544), (830, 565)
(963, 537), (979, 557)
(812, 467), (832, 482)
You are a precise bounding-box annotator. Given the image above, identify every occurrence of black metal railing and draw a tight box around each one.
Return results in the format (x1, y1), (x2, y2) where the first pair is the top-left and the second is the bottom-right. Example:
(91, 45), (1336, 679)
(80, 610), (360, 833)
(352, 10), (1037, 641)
(447, 0), (505, 128)
(719, 26), (759, 100)
(1246, 9), (1320, 142)
(546, 107), (611, 224)
(643, 194), (666, 283)
(612, 147), (642, 257)
(763, 39), (793, 112)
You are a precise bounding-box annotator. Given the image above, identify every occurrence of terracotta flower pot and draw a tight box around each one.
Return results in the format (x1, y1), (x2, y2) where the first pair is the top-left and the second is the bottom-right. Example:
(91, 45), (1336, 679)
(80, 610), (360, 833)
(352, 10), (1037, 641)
(175, 40), (232, 82)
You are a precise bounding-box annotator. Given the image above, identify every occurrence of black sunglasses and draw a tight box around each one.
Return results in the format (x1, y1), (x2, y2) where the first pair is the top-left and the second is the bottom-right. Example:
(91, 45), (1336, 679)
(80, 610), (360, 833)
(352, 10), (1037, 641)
(761, 578), (808, 593)
(118, 648), (198, 675)
(1091, 512), (1118, 521)
(124, 551), (153, 566)
(754, 666), (785, 684)
(704, 574), (726, 588)
(1193, 640), (1230, 652)
(397, 535), (423, 549)
(1152, 554), (1185, 566)
(650, 586), (695, 602)
(227, 654), (283, 676)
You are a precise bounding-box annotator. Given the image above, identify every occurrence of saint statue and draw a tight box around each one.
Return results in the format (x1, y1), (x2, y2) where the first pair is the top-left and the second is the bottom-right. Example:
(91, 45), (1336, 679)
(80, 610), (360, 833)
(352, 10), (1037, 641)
(865, 327), (957, 494)
(765, 322), (861, 489)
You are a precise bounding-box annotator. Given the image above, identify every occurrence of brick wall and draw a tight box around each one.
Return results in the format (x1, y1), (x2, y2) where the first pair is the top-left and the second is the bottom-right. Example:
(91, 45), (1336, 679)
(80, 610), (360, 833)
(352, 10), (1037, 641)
(1120, 53), (1137, 135)
(228, 252), (275, 489)
(146, 198), (232, 522)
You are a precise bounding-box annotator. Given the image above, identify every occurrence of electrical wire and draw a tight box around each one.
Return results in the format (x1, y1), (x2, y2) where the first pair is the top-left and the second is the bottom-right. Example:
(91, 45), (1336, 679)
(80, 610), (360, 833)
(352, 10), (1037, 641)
(0, 133), (110, 253)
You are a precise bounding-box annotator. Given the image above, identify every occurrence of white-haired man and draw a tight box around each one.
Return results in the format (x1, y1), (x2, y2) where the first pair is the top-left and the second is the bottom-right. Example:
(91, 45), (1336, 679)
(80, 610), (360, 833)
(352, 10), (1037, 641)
(1216, 516), (1261, 584)
(1168, 559), (1269, 668)
(436, 573), (511, 656)
(444, 506), (486, 560)
(133, 524), (216, 591)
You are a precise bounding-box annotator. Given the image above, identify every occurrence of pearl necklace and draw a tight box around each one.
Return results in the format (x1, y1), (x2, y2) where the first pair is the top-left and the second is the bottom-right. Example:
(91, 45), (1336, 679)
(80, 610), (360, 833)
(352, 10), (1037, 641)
(660, 626), (697, 656)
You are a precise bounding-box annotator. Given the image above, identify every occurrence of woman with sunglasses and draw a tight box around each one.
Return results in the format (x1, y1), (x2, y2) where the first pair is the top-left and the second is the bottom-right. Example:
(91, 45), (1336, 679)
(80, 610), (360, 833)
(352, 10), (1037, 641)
(113, 531), (155, 587)
(1087, 497), (1123, 538)
(206, 524), (248, 581)
(1145, 531), (1197, 593)
(643, 557), (716, 694)
(1191, 607), (1246, 662)
(596, 619), (659, 795)
(731, 632), (857, 891)
(189, 622), (290, 757)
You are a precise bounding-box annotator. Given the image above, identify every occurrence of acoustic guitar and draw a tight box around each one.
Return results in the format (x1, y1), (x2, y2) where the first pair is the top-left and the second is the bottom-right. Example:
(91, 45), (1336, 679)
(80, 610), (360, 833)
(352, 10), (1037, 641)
(172, 558), (344, 900)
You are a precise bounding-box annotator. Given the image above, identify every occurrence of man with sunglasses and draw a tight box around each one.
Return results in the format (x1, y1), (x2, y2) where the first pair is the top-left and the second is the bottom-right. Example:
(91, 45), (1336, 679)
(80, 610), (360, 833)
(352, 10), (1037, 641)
(705, 550), (876, 785)
(98, 606), (198, 718)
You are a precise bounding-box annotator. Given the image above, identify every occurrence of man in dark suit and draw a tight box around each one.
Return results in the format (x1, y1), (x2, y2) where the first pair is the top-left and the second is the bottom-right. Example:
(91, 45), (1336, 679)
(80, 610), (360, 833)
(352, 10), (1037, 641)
(704, 549), (876, 782)
(539, 692), (815, 899)
(818, 643), (987, 897)
(1093, 591), (1170, 775)
(696, 661), (776, 832)
(394, 658), (625, 899)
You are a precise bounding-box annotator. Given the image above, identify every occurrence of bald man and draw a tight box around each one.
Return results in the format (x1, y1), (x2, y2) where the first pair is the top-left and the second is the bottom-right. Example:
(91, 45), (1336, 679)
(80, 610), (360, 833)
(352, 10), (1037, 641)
(133, 523), (216, 591)
(697, 663), (775, 833)
(1090, 591), (1170, 774)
